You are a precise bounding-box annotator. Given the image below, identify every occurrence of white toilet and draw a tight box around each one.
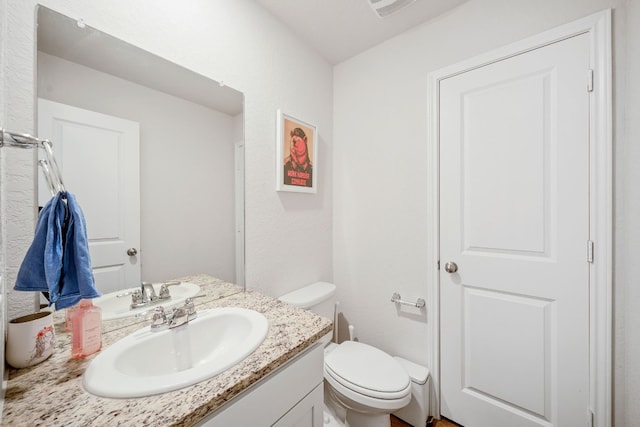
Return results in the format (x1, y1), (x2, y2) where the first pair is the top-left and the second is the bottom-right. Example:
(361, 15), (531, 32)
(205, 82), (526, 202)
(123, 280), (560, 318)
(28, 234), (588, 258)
(279, 282), (428, 427)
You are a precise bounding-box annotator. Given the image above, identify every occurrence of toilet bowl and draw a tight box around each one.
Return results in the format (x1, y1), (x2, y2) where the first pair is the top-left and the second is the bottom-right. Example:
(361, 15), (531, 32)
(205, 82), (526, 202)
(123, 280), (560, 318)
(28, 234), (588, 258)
(324, 341), (411, 427)
(279, 283), (413, 427)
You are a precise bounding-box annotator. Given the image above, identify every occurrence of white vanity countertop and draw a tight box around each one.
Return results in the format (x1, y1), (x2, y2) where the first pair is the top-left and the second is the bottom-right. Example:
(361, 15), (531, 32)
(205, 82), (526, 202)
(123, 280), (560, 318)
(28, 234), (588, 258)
(2, 275), (332, 426)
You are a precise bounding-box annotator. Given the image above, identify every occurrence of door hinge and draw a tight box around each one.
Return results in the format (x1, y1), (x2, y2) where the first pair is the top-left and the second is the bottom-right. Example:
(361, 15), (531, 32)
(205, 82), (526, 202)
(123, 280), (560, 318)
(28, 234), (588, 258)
(587, 408), (595, 427)
(587, 240), (595, 263)
(587, 69), (594, 92)
(437, 260), (440, 270)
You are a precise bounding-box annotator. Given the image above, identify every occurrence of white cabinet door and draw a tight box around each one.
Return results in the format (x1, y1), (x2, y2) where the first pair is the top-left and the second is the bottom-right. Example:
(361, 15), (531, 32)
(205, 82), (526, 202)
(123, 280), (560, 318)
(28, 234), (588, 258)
(272, 384), (323, 427)
(197, 343), (324, 427)
(38, 99), (141, 294)
(439, 33), (590, 426)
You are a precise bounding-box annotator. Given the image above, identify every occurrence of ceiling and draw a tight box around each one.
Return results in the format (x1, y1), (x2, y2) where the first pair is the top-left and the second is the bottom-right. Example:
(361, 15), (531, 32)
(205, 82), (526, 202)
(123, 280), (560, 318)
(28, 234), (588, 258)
(37, 1), (470, 112)
(254, 0), (470, 64)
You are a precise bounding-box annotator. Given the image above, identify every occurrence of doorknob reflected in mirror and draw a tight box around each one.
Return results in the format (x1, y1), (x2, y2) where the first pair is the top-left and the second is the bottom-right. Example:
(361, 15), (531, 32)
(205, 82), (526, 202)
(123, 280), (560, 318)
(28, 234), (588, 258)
(444, 261), (458, 273)
(127, 248), (138, 257)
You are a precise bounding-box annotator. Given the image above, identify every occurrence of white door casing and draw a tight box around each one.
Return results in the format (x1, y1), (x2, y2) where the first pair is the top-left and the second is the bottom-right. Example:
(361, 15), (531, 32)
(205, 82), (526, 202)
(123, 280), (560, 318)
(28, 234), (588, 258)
(38, 99), (141, 294)
(426, 10), (612, 427)
(235, 140), (245, 286)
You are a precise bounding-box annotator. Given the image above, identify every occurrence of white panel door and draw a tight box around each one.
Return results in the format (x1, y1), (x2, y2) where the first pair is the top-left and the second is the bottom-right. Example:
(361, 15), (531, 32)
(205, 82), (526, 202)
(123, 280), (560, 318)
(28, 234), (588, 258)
(38, 99), (141, 294)
(439, 33), (590, 426)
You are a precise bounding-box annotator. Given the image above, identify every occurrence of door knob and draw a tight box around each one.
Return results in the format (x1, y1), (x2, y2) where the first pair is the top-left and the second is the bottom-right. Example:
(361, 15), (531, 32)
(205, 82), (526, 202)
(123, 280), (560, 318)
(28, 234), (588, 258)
(127, 248), (138, 256)
(444, 261), (458, 273)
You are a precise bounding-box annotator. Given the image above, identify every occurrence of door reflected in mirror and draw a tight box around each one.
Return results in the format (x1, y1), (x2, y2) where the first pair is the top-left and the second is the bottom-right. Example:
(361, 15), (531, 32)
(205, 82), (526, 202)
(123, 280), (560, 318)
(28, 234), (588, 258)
(36, 6), (245, 294)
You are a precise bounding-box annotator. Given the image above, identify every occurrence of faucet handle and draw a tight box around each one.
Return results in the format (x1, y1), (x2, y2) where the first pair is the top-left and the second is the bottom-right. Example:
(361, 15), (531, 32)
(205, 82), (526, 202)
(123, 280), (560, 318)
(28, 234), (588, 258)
(182, 295), (207, 321)
(185, 295), (206, 315)
(158, 281), (181, 299)
(184, 299), (197, 320)
(150, 306), (168, 330)
(129, 288), (143, 308)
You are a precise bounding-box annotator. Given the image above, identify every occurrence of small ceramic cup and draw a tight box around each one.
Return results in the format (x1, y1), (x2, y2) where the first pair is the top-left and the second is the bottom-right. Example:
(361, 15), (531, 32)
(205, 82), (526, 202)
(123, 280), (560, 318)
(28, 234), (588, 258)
(6, 311), (56, 369)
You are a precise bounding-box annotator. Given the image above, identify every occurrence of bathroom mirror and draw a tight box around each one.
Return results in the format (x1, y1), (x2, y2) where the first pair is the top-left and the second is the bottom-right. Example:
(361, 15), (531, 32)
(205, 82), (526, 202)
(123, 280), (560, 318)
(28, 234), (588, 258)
(36, 7), (245, 318)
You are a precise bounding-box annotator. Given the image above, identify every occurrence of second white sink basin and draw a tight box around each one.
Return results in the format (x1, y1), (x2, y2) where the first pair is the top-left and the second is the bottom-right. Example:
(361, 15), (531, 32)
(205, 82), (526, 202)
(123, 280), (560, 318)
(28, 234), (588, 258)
(83, 307), (269, 398)
(94, 282), (201, 321)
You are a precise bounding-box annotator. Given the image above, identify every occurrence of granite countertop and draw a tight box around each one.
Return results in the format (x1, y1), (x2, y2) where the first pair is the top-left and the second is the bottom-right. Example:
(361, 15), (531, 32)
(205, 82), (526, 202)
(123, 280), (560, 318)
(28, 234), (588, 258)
(2, 275), (332, 426)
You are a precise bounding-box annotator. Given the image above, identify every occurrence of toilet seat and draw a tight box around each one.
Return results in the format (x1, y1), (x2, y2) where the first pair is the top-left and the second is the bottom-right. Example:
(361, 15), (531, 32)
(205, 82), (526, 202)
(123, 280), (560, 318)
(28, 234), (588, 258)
(324, 341), (411, 402)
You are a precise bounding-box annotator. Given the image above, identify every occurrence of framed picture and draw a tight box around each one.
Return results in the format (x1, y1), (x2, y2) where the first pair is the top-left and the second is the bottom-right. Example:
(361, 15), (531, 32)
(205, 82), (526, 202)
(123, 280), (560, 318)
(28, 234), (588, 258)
(276, 110), (318, 193)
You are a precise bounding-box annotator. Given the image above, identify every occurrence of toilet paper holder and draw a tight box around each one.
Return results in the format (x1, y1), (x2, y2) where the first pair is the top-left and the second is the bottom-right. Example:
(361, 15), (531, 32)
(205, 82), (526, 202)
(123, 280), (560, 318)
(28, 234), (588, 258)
(391, 293), (425, 308)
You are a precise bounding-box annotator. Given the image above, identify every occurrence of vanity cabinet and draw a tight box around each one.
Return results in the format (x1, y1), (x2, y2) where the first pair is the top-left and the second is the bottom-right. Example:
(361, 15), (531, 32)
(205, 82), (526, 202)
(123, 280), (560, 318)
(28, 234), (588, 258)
(197, 343), (324, 427)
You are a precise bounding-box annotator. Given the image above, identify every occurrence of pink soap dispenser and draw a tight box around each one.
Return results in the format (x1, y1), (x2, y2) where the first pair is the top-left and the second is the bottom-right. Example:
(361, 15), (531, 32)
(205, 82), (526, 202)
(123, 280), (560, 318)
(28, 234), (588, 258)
(70, 299), (102, 358)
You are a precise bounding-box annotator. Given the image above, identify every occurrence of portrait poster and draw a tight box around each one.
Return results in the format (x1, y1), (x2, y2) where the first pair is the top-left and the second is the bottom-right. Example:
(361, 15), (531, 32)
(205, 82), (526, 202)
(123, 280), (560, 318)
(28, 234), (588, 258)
(276, 110), (318, 193)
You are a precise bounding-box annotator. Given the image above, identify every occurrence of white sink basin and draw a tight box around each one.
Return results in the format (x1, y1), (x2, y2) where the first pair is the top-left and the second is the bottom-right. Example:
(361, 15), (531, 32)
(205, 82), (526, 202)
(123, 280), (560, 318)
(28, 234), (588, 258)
(94, 282), (201, 321)
(83, 307), (269, 398)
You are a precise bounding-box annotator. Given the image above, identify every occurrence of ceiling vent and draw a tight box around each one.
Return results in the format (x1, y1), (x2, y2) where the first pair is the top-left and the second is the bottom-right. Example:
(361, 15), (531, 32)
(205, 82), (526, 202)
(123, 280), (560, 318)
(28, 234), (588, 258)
(367, 0), (416, 18)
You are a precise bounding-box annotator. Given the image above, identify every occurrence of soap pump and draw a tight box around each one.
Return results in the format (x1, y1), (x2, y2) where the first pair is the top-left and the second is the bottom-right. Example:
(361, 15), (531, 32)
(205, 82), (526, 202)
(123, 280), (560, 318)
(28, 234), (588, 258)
(70, 299), (102, 358)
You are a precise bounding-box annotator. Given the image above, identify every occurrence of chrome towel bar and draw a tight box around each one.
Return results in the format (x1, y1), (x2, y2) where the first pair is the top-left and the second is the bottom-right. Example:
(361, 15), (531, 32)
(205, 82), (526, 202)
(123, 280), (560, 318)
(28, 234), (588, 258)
(1, 128), (65, 195)
(391, 293), (425, 309)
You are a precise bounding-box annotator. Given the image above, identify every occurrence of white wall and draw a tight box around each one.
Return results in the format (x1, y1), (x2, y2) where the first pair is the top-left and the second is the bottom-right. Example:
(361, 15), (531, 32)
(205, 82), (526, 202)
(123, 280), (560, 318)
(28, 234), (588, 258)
(333, 0), (638, 424)
(614, 0), (640, 424)
(0, 0), (333, 318)
(0, 0), (6, 383)
(0, 150), (5, 395)
(38, 52), (238, 286)
(0, 0), (40, 332)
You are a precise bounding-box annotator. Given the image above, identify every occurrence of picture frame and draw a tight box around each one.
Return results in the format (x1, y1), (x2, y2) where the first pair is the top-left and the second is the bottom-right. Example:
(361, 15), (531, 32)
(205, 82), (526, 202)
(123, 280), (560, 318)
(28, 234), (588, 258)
(276, 110), (318, 193)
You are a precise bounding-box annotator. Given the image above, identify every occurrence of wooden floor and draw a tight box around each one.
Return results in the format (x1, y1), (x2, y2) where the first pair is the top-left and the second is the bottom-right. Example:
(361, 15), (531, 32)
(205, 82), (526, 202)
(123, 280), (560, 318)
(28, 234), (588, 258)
(391, 414), (461, 427)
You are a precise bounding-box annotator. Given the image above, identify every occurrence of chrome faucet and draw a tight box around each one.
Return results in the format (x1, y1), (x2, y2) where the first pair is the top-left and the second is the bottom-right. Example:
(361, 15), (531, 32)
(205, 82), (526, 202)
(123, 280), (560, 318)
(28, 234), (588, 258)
(130, 281), (182, 309)
(130, 282), (156, 308)
(150, 296), (204, 331)
(142, 282), (157, 302)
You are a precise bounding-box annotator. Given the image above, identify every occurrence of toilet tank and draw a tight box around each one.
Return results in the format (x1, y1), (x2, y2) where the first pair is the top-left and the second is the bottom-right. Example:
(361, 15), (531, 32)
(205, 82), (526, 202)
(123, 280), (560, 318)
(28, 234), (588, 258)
(278, 282), (337, 319)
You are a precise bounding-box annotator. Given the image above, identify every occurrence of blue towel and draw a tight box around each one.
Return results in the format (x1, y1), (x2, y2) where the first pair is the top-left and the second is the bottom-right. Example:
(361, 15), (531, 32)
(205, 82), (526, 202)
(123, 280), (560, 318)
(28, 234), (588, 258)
(15, 191), (101, 309)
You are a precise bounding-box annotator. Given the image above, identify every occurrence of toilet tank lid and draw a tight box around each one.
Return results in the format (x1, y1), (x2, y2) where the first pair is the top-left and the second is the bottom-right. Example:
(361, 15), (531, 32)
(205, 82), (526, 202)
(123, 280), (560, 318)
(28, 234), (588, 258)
(393, 357), (430, 385)
(278, 281), (336, 308)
